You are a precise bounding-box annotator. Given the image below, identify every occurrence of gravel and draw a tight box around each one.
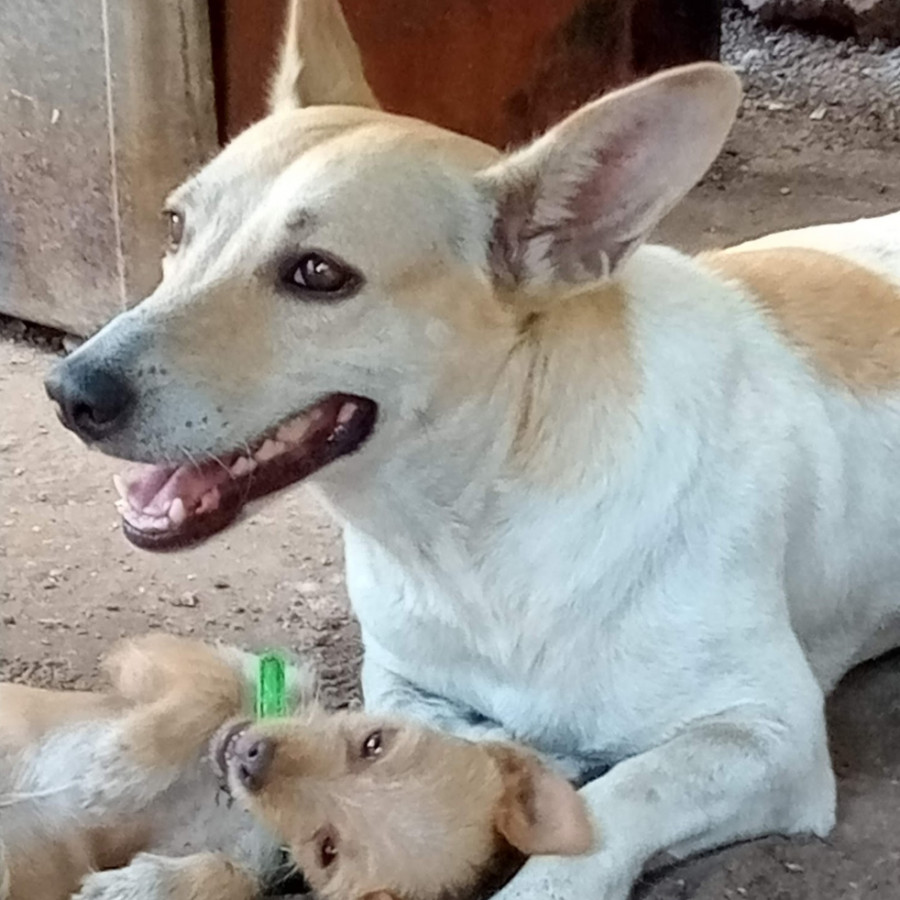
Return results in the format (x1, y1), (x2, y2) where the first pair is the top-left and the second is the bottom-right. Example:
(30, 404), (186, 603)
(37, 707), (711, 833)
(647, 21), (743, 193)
(722, 2), (900, 140)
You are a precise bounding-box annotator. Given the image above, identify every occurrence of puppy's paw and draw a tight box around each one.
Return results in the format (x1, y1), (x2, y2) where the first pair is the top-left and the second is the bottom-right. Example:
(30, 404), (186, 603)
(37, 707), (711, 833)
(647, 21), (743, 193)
(104, 635), (235, 704)
(74, 854), (171, 900)
(75, 852), (258, 900)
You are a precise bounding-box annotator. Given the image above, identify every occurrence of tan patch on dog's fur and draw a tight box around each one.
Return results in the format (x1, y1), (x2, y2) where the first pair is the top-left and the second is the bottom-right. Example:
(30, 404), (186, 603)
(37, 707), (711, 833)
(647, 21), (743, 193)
(506, 282), (635, 484)
(703, 247), (900, 390)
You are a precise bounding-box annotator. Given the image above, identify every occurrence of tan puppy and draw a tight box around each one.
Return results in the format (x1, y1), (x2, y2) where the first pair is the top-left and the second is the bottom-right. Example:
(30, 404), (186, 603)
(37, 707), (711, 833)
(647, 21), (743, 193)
(214, 711), (593, 900)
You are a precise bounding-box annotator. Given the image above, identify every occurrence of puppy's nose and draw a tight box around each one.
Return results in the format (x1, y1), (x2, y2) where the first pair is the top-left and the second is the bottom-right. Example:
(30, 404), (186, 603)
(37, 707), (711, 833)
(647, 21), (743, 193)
(45, 359), (134, 442)
(233, 731), (275, 792)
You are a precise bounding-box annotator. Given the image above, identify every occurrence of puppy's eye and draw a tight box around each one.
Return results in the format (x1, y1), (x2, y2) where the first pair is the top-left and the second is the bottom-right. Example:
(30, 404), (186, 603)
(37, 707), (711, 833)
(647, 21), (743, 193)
(164, 209), (184, 251)
(282, 252), (359, 298)
(318, 834), (338, 868)
(361, 730), (383, 759)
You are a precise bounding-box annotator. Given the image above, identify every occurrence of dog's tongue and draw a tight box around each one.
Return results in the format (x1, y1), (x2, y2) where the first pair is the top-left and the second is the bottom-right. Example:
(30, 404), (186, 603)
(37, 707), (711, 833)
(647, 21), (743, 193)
(114, 460), (233, 533)
(110, 395), (379, 551)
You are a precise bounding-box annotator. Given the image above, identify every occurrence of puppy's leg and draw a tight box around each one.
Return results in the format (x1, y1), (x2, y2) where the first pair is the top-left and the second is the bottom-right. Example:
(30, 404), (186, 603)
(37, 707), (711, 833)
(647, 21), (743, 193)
(74, 853), (258, 900)
(491, 641), (836, 900)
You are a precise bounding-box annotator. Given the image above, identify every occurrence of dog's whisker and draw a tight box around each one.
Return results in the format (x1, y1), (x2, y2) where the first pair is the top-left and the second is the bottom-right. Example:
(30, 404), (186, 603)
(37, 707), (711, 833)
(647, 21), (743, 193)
(0, 785), (79, 808)
(208, 452), (232, 476)
(178, 444), (202, 472)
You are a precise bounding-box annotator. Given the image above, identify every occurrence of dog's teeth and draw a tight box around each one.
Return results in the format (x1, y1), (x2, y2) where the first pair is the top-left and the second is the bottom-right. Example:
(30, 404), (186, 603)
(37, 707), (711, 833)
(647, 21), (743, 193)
(113, 474), (127, 500)
(255, 439), (285, 462)
(230, 456), (257, 478)
(337, 401), (358, 425)
(197, 488), (220, 515)
(169, 497), (187, 526)
(276, 416), (311, 444)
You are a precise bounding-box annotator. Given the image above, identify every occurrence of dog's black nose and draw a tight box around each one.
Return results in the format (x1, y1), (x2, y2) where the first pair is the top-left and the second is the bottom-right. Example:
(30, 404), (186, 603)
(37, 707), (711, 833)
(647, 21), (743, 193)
(45, 360), (134, 442)
(232, 731), (275, 792)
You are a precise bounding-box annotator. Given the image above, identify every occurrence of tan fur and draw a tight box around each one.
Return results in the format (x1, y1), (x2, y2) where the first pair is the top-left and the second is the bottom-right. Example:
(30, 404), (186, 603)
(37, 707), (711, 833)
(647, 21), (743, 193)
(164, 853), (259, 900)
(161, 109), (499, 405)
(108, 636), (246, 769)
(0, 685), (124, 752)
(506, 284), (636, 485)
(703, 247), (900, 390)
(229, 710), (594, 900)
(3, 826), (149, 900)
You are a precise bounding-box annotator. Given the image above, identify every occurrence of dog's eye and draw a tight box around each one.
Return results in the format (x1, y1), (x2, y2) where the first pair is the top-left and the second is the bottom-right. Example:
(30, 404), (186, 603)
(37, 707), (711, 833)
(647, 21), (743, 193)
(318, 834), (338, 868)
(164, 209), (184, 251)
(361, 729), (383, 759)
(282, 252), (359, 298)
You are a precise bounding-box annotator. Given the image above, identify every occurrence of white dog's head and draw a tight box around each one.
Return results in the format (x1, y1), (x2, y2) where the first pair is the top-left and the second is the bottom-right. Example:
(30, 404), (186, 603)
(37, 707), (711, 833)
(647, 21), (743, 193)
(45, 0), (740, 551)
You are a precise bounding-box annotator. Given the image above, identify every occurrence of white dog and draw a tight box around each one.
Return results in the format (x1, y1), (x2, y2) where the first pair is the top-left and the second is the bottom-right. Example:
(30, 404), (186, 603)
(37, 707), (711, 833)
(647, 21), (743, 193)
(44, 0), (900, 897)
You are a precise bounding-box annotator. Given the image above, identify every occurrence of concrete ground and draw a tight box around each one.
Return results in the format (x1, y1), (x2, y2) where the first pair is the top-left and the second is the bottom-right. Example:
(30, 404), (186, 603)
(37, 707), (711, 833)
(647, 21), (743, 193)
(2, 13), (900, 897)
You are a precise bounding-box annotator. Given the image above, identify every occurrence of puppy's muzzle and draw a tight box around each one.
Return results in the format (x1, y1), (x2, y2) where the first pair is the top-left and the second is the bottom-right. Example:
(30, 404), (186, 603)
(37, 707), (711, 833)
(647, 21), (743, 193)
(216, 721), (275, 793)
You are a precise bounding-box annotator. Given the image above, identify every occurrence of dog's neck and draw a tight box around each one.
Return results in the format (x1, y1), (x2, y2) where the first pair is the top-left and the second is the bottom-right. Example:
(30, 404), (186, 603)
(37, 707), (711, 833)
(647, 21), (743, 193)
(310, 269), (643, 564)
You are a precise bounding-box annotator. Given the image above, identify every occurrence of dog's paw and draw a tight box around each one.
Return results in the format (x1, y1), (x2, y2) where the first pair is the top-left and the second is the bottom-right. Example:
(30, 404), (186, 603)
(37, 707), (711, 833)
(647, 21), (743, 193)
(74, 853), (173, 900)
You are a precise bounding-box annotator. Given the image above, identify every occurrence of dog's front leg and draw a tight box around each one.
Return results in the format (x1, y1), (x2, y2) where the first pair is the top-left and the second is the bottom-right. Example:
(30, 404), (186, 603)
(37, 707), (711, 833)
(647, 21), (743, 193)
(361, 657), (601, 782)
(493, 694), (836, 900)
(363, 656), (510, 741)
(74, 852), (259, 900)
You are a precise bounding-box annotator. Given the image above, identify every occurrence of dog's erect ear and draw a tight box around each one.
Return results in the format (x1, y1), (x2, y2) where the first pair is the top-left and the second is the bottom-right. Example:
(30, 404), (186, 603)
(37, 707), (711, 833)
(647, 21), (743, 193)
(476, 63), (741, 288)
(269, 0), (379, 112)
(488, 746), (595, 857)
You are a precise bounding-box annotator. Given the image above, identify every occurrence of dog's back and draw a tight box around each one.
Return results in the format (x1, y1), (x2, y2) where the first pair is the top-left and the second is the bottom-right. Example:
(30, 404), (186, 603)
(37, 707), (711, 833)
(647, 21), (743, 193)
(719, 210), (900, 282)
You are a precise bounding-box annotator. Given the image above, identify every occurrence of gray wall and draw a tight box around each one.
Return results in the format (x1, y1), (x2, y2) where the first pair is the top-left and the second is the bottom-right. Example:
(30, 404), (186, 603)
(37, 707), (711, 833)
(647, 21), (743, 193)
(0, 0), (218, 335)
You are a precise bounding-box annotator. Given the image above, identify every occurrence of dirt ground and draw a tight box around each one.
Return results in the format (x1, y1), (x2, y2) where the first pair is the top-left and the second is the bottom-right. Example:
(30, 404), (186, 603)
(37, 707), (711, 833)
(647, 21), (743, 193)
(2, 8), (900, 898)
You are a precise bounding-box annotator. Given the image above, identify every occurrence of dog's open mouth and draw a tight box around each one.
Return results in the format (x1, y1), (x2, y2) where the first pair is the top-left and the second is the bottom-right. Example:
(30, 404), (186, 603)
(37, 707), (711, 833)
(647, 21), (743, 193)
(212, 719), (252, 783)
(114, 394), (377, 551)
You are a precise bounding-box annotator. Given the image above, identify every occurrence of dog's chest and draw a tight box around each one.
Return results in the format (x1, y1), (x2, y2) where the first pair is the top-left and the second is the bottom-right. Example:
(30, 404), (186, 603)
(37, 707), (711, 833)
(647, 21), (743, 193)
(343, 523), (695, 756)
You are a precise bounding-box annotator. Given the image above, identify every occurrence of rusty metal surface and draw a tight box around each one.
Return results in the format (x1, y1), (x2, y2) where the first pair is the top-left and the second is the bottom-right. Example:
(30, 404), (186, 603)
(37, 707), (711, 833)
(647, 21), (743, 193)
(213, 0), (722, 144)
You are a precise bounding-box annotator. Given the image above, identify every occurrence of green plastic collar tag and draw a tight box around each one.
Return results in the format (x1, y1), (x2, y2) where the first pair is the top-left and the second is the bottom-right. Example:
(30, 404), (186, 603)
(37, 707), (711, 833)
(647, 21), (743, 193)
(256, 653), (287, 719)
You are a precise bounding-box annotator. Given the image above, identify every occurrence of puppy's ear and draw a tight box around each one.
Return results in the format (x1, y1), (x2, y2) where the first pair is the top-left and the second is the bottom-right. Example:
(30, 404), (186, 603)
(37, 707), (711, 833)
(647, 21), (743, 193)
(475, 63), (741, 289)
(269, 0), (379, 112)
(488, 746), (595, 857)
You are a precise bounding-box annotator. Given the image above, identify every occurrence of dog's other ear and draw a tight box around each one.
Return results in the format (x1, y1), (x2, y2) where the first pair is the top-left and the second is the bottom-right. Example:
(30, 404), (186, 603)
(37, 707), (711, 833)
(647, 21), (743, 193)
(476, 63), (741, 289)
(269, 0), (379, 112)
(488, 746), (595, 857)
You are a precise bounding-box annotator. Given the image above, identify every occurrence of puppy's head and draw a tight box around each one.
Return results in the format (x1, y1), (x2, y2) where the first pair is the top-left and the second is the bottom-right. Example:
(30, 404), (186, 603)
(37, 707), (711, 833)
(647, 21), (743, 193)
(213, 709), (593, 900)
(45, 0), (741, 552)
